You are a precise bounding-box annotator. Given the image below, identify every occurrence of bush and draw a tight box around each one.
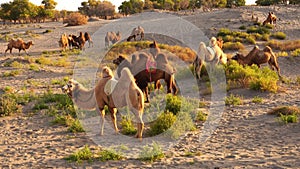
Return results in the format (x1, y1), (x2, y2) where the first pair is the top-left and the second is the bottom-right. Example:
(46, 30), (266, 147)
(245, 36), (256, 44)
(64, 12), (88, 26)
(165, 94), (182, 115)
(167, 111), (195, 139)
(269, 106), (300, 116)
(252, 96), (263, 103)
(65, 145), (93, 163)
(0, 94), (22, 117)
(195, 110), (207, 121)
(149, 112), (176, 136)
(223, 42), (245, 50)
(272, 32), (286, 40)
(120, 116), (137, 135)
(239, 25), (246, 30)
(139, 142), (164, 162)
(247, 26), (270, 34)
(291, 48), (300, 57)
(278, 113), (298, 124)
(217, 28), (232, 37)
(225, 94), (243, 106)
(98, 148), (124, 161)
(226, 61), (279, 92)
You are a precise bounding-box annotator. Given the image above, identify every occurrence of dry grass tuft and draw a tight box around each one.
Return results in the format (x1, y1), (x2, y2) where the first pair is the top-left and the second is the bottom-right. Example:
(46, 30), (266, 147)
(268, 106), (300, 116)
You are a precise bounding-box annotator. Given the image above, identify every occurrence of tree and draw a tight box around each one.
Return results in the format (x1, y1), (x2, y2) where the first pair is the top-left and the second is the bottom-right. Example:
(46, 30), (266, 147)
(96, 1), (115, 19)
(41, 0), (57, 10)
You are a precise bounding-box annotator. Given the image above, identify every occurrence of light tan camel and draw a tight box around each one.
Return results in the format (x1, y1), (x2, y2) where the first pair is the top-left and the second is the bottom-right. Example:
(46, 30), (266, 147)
(105, 31), (121, 48)
(58, 34), (69, 51)
(62, 67), (145, 140)
(193, 37), (227, 79)
(127, 26), (144, 41)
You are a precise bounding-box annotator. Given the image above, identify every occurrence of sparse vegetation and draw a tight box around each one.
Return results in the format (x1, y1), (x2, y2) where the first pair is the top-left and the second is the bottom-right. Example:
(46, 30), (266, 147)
(149, 111), (176, 136)
(271, 32), (286, 40)
(225, 94), (243, 106)
(291, 48), (300, 57)
(252, 96), (263, 103)
(0, 94), (22, 117)
(65, 145), (93, 163)
(139, 142), (164, 162)
(278, 113), (298, 124)
(97, 148), (124, 161)
(268, 106), (300, 116)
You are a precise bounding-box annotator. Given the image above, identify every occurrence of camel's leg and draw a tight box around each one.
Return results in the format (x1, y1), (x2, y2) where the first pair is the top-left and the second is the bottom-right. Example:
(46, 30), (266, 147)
(4, 48), (10, 56)
(172, 77), (179, 95)
(166, 75), (173, 94)
(108, 107), (119, 134)
(144, 87), (149, 103)
(134, 111), (144, 140)
(100, 108), (105, 135)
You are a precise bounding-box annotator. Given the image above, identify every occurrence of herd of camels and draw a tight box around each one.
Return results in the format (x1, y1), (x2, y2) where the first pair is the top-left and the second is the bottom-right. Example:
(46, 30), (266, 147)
(62, 12), (281, 140)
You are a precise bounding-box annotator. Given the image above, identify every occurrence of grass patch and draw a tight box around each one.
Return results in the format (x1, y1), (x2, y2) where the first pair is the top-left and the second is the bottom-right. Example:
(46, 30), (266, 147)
(195, 110), (208, 121)
(3, 70), (21, 77)
(291, 48), (300, 57)
(120, 116), (137, 135)
(268, 106), (300, 116)
(0, 94), (23, 117)
(278, 113), (298, 124)
(223, 42), (245, 50)
(97, 148), (124, 161)
(139, 142), (164, 162)
(271, 32), (286, 40)
(252, 96), (263, 103)
(149, 111), (176, 136)
(225, 94), (243, 106)
(266, 40), (300, 51)
(65, 145), (93, 163)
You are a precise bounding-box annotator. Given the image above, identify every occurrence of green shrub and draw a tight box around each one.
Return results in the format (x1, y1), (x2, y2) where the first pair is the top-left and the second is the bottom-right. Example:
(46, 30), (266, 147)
(276, 51), (289, 57)
(65, 145), (93, 163)
(195, 110), (207, 121)
(291, 48), (300, 57)
(278, 113), (298, 124)
(223, 35), (234, 42)
(252, 96), (263, 103)
(3, 70), (21, 77)
(246, 36), (256, 44)
(264, 23), (274, 29)
(98, 148), (124, 161)
(272, 32), (286, 40)
(0, 94), (22, 117)
(167, 111), (196, 139)
(120, 116), (137, 135)
(149, 112), (176, 136)
(217, 28), (232, 37)
(249, 67), (279, 92)
(165, 94), (182, 115)
(239, 25), (246, 30)
(139, 142), (164, 162)
(68, 119), (85, 133)
(223, 42), (245, 50)
(247, 26), (270, 34)
(225, 94), (243, 106)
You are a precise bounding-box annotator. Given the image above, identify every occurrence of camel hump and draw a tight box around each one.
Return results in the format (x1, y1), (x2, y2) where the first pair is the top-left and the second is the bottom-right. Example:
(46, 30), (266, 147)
(104, 78), (118, 95)
(206, 46), (215, 56)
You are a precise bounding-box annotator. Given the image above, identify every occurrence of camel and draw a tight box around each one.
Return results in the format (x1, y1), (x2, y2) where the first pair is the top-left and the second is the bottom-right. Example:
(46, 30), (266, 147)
(127, 26), (144, 41)
(263, 12), (277, 26)
(58, 34), (69, 51)
(232, 45), (281, 77)
(113, 52), (178, 103)
(5, 38), (34, 56)
(193, 37), (227, 79)
(84, 32), (93, 47)
(105, 31), (121, 48)
(62, 67), (145, 139)
(78, 32), (86, 50)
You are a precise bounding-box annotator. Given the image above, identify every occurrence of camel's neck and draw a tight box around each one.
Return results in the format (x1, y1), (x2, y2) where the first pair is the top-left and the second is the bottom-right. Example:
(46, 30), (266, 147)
(73, 86), (97, 110)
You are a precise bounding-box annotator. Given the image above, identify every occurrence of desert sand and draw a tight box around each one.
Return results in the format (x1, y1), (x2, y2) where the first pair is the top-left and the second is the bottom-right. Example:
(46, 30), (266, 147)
(0, 5), (300, 168)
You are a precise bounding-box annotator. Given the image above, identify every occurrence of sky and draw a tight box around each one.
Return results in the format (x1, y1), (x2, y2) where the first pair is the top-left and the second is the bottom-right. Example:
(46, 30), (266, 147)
(1, 0), (256, 12)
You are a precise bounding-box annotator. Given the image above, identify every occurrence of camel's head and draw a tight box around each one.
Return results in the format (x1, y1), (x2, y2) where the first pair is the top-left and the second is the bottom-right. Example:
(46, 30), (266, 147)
(232, 52), (242, 61)
(102, 66), (114, 78)
(149, 41), (160, 57)
(61, 79), (79, 98)
(113, 55), (126, 65)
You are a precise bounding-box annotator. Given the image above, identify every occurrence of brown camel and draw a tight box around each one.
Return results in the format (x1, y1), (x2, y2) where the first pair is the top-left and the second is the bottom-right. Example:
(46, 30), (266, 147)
(62, 67), (145, 139)
(5, 38), (33, 56)
(232, 45), (281, 77)
(263, 12), (277, 26)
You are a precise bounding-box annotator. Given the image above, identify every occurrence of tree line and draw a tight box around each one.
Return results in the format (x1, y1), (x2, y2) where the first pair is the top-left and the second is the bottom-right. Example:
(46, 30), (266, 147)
(1, 0), (299, 24)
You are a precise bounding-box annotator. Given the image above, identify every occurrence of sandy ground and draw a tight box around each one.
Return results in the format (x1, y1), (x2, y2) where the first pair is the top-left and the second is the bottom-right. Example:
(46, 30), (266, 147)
(0, 5), (300, 168)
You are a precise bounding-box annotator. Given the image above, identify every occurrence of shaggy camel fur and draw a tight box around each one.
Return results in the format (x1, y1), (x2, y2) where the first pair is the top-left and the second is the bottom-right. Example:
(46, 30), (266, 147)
(105, 31), (121, 48)
(58, 34), (69, 51)
(193, 37), (227, 79)
(127, 26), (144, 41)
(232, 45), (281, 76)
(78, 32), (86, 50)
(113, 52), (178, 102)
(5, 38), (33, 56)
(62, 67), (145, 139)
(263, 12), (277, 25)
(84, 32), (93, 47)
